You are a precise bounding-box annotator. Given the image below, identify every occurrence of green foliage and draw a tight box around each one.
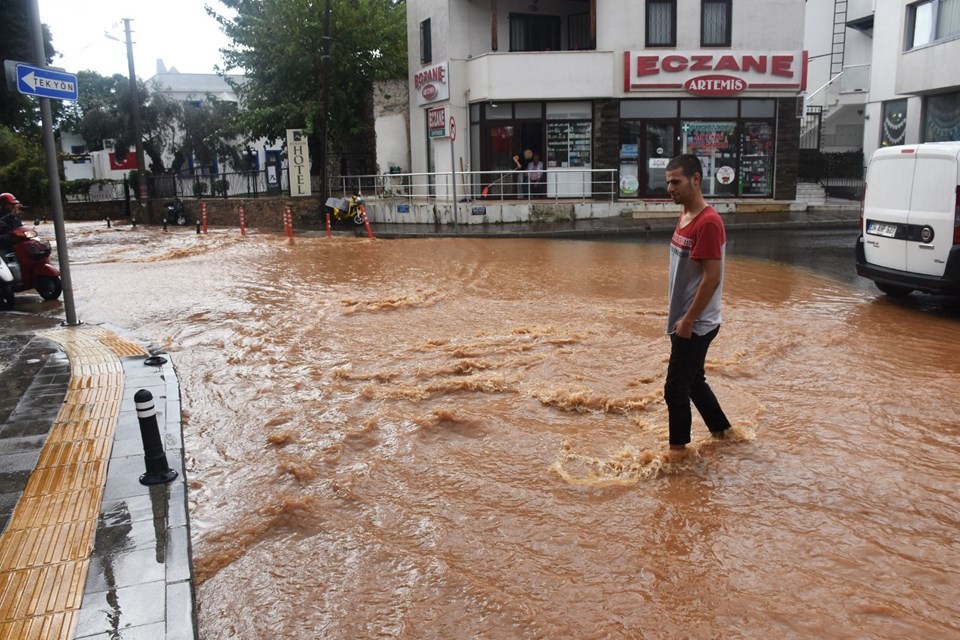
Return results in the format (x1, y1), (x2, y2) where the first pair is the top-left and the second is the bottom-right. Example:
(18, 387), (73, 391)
(177, 97), (241, 174)
(60, 178), (121, 198)
(209, 0), (407, 156)
(0, 126), (48, 205)
(0, 0), (59, 135)
(192, 180), (209, 198)
(213, 178), (230, 196)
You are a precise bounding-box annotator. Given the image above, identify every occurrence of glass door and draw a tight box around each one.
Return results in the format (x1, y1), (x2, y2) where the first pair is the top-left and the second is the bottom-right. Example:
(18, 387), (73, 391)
(643, 122), (675, 197)
(681, 121), (737, 197)
(486, 125), (516, 197)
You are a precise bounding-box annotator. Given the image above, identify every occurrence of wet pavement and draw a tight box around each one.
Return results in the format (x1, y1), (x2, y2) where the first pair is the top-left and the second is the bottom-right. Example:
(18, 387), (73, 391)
(0, 205), (861, 639)
(0, 316), (195, 639)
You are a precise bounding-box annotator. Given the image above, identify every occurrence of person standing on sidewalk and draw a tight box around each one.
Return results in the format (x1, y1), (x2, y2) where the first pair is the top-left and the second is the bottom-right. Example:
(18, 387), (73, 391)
(663, 154), (731, 450)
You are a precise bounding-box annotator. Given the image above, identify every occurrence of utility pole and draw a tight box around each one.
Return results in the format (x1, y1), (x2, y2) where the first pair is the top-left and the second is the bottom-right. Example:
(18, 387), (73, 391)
(123, 18), (149, 220)
(320, 0), (332, 203)
(27, 0), (79, 325)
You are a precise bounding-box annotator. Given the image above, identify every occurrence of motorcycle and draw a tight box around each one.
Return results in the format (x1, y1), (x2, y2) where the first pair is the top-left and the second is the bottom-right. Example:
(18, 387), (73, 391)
(163, 199), (189, 226)
(325, 193), (367, 226)
(1, 225), (62, 304)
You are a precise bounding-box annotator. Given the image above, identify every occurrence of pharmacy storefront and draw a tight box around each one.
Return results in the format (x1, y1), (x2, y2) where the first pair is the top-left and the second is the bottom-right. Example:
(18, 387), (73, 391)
(414, 51), (805, 201)
(619, 51), (805, 199)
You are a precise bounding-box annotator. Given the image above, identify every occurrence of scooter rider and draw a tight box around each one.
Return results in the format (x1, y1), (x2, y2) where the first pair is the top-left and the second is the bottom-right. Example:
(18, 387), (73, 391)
(0, 193), (23, 253)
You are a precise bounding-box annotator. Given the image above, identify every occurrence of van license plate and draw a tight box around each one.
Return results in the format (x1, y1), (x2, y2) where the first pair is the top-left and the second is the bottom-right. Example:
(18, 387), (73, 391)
(867, 222), (898, 238)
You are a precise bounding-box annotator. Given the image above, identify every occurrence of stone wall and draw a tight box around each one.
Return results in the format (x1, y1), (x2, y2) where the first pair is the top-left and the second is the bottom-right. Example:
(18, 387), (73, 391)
(775, 97), (801, 201)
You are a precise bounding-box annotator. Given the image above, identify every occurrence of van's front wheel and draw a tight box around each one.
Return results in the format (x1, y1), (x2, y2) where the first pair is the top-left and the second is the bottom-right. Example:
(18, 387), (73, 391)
(875, 282), (913, 297)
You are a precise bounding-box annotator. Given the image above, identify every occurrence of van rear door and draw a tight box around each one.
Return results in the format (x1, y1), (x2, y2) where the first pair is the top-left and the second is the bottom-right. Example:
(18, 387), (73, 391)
(863, 146), (915, 272)
(905, 144), (959, 277)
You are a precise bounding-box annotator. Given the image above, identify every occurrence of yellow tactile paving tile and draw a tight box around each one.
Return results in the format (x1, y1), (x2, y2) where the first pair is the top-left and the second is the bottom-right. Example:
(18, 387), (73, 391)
(20, 462), (108, 499)
(0, 326), (145, 635)
(0, 610), (75, 640)
(3, 490), (101, 532)
(44, 418), (115, 444)
(35, 439), (112, 470)
(0, 521), (96, 569)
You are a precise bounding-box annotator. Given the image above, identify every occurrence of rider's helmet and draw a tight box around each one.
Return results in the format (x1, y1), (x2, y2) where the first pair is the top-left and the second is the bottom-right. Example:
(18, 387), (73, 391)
(0, 193), (20, 208)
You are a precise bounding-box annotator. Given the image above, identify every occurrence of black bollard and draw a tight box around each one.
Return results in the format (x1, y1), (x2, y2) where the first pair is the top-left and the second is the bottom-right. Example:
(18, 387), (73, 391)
(196, 219), (201, 234)
(106, 218), (111, 228)
(162, 217), (168, 232)
(134, 389), (178, 485)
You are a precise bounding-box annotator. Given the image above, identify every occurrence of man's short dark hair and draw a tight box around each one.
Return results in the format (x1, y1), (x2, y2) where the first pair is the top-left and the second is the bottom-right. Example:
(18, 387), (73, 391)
(666, 154), (703, 179)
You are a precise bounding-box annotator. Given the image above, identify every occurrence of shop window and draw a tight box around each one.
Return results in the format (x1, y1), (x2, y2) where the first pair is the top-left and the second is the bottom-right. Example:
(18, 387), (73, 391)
(621, 99), (678, 119)
(739, 122), (773, 197)
(908, 0), (960, 49)
(681, 99), (737, 118)
(701, 0), (732, 47)
(485, 103), (513, 119)
(740, 100), (776, 118)
(646, 0), (676, 47)
(880, 99), (908, 147)
(515, 102), (543, 119)
(923, 91), (960, 141)
(420, 19), (432, 64)
(509, 14), (561, 52)
(681, 121), (738, 197)
(569, 13), (591, 50)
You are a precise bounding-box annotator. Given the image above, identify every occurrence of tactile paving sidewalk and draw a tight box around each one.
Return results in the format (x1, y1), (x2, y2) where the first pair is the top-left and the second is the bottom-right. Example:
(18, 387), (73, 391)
(0, 326), (147, 639)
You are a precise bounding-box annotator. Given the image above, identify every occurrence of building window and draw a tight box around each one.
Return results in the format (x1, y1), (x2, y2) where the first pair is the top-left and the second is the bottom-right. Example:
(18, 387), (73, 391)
(908, 0), (960, 49)
(701, 0), (732, 47)
(646, 1), (676, 47)
(569, 12), (591, 50)
(923, 91), (960, 141)
(509, 14), (561, 51)
(880, 99), (908, 147)
(420, 18), (432, 64)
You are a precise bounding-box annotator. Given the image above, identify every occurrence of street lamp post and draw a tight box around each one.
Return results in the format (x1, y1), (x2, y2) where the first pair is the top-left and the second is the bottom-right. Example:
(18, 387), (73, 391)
(123, 18), (149, 221)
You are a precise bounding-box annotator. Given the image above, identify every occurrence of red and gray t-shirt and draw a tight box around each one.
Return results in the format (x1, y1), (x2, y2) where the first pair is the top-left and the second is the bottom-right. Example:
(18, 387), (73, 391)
(666, 206), (726, 336)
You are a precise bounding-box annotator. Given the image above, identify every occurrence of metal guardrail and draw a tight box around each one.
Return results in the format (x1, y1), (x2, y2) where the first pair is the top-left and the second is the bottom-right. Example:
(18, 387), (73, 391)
(65, 168), (619, 204)
(324, 169), (619, 204)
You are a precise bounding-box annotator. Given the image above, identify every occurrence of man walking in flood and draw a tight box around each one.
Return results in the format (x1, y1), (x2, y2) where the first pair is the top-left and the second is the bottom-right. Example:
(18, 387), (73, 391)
(664, 154), (731, 450)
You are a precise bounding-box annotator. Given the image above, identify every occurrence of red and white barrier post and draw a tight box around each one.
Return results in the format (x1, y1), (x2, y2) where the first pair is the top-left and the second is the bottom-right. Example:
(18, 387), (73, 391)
(361, 206), (374, 239)
(325, 211), (332, 238)
(201, 200), (208, 234)
(284, 205), (294, 242)
(239, 205), (247, 236)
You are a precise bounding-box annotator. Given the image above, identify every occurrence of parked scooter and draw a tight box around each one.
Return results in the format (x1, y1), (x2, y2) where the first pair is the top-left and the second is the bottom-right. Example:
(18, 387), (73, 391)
(1, 225), (62, 304)
(0, 255), (14, 310)
(164, 199), (189, 226)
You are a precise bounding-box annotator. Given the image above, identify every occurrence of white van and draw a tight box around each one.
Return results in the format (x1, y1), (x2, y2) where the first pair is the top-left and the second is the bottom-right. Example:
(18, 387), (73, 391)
(856, 142), (960, 296)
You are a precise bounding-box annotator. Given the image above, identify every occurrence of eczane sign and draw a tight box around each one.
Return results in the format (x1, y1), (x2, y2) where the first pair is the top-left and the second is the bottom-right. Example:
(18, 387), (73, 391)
(623, 51), (807, 96)
(414, 61), (450, 106)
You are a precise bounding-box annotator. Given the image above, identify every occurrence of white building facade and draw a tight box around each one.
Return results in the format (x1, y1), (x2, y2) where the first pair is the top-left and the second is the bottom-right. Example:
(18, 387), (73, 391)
(804, 0), (960, 160)
(407, 0), (808, 203)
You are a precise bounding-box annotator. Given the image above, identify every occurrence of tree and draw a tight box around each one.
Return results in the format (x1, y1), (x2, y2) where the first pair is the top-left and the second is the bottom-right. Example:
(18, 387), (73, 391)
(0, 0), (59, 135)
(60, 71), (184, 174)
(209, 0), (407, 168)
(174, 96), (241, 174)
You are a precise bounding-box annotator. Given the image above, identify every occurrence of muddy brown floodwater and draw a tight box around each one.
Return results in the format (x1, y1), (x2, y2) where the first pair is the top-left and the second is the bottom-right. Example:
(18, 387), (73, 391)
(46, 222), (960, 638)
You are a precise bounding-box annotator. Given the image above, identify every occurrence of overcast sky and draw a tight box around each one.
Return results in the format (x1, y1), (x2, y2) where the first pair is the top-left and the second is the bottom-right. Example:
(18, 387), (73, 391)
(38, 0), (236, 79)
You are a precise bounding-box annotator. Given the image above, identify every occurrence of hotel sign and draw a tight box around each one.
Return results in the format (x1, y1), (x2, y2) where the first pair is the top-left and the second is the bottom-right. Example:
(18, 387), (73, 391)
(624, 51), (807, 95)
(415, 61), (450, 106)
(286, 129), (311, 197)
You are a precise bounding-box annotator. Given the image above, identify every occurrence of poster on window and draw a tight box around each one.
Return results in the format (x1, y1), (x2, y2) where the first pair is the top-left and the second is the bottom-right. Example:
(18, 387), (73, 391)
(681, 121), (737, 196)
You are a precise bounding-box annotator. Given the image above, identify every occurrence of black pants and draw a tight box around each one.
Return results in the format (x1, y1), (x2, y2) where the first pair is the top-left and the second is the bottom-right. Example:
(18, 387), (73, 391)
(665, 326), (730, 446)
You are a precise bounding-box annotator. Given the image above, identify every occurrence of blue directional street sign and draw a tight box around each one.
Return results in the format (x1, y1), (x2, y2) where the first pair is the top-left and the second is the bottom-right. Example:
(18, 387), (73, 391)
(15, 64), (78, 101)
